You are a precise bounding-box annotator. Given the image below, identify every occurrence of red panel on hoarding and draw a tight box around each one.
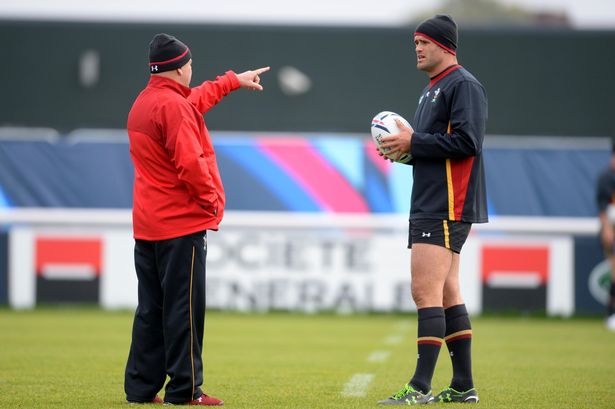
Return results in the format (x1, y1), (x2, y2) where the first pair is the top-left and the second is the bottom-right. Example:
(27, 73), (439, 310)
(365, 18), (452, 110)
(35, 237), (102, 277)
(481, 245), (549, 285)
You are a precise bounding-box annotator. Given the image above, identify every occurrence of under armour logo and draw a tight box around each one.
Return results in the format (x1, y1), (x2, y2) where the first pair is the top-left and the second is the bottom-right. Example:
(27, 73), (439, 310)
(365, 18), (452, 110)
(151, 65), (158, 72)
(422, 232), (431, 237)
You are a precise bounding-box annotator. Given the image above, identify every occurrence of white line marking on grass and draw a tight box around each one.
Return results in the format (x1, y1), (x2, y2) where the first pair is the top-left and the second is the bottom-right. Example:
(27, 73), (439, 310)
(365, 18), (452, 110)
(385, 335), (403, 345)
(367, 350), (390, 363)
(341, 373), (375, 397)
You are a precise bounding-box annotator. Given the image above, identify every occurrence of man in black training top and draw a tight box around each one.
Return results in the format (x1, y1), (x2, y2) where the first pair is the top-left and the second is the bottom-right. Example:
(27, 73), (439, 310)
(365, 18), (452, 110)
(596, 140), (615, 332)
(378, 15), (488, 405)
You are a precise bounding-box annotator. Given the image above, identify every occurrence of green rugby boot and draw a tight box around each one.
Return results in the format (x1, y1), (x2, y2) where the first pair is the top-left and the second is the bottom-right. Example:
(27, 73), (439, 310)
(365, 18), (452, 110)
(434, 387), (479, 403)
(378, 384), (434, 405)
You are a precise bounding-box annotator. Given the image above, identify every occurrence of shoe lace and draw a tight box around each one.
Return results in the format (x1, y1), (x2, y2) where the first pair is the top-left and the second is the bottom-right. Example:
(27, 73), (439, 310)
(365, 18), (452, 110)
(392, 384), (416, 400)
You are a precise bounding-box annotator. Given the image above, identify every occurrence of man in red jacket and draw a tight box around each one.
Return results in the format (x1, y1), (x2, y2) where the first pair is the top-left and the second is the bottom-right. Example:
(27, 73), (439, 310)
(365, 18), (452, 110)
(124, 33), (269, 406)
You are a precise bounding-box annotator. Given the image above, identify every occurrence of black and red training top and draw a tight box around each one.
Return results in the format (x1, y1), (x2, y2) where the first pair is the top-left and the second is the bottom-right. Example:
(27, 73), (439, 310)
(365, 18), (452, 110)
(409, 64), (489, 224)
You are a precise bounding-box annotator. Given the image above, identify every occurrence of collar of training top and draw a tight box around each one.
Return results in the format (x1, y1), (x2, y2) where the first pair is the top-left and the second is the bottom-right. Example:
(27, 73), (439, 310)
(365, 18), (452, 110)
(147, 75), (191, 98)
(429, 64), (461, 88)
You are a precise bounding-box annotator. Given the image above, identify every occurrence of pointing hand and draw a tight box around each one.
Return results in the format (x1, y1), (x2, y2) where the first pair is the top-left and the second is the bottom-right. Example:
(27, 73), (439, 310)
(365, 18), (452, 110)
(237, 66), (271, 91)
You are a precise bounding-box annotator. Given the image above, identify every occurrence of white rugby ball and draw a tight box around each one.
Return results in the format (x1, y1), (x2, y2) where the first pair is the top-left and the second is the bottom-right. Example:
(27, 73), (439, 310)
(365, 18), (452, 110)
(370, 111), (413, 164)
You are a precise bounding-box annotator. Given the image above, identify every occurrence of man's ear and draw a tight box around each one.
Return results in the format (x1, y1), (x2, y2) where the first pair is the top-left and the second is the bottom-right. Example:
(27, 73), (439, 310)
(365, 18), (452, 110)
(176, 67), (183, 76)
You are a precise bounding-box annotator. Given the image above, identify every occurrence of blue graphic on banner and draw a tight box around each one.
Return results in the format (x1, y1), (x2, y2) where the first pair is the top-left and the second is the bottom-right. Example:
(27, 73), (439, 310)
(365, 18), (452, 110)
(484, 147), (607, 217)
(216, 141), (321, 212)
(0, 132), (609, 217)
(0, 187), (10, 208)
(389, 164), (412, 215)
(312, 138), (363, 190)
(364, 170), (393, 213)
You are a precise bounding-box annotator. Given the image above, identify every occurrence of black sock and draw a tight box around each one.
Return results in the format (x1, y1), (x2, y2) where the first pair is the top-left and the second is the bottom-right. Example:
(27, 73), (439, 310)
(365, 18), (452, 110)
(409, 307), (445, 394)
(444, 304), (474, 392)
(608, 281), (615, 316)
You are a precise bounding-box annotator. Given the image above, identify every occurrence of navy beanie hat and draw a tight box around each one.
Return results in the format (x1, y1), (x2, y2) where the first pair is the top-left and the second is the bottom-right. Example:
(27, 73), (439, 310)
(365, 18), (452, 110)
(415, 15), (458, 55)
(148, 33), (192, 74)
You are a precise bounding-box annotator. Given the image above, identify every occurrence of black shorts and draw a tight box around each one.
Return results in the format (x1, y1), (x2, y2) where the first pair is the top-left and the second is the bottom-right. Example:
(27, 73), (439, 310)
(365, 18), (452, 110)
(408, 219), (472, 254)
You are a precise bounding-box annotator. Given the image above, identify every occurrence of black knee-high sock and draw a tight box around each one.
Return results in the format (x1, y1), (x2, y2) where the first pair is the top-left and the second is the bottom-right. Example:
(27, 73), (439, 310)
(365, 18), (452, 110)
(409, 307), (445, 394)
(444, 304), (474, 391)
(608, 281), (615, 316)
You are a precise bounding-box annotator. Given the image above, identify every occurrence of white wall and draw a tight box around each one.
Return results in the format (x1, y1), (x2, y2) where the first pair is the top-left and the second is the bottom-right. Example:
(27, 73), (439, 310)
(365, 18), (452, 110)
(6, 210), (576, 316)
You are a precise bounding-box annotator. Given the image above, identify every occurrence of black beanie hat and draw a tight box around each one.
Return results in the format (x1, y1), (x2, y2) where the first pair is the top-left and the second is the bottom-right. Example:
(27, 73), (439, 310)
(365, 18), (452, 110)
(415, 15), (458, 55)
(148, 33), (192, 74)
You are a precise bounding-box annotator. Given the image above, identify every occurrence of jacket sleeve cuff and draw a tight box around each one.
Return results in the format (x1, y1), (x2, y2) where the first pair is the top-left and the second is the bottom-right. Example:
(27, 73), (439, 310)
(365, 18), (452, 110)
(410, 132), (429, 157)
(225, 70), (241, 91)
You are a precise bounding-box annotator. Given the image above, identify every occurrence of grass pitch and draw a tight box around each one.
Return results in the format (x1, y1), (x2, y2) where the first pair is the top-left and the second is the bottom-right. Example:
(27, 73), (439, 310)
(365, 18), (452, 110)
(0, 309), (613, 408)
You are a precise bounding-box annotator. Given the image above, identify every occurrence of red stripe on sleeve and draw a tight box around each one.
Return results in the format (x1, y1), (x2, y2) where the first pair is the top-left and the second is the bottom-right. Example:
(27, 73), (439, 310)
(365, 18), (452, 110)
(450, 156), (474, 220)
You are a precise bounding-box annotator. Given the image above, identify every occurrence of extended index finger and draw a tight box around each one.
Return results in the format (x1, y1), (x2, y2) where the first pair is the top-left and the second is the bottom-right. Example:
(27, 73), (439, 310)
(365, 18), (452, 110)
(254, 66), (271, 75)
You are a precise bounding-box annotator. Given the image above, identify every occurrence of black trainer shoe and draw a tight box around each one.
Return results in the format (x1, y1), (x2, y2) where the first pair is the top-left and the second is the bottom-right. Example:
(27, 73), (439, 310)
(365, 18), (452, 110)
(434, 387), (479, 403)
(378, 384), (434, 405)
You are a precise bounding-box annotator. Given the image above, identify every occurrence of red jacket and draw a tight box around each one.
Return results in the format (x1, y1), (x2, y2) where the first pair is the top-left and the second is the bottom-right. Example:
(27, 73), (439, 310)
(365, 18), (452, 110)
(127, 71), (240, 240)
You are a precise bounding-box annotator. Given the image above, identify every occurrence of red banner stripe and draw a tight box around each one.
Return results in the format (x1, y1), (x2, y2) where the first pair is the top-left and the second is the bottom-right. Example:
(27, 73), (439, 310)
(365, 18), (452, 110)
(35, 237), (102, 275)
